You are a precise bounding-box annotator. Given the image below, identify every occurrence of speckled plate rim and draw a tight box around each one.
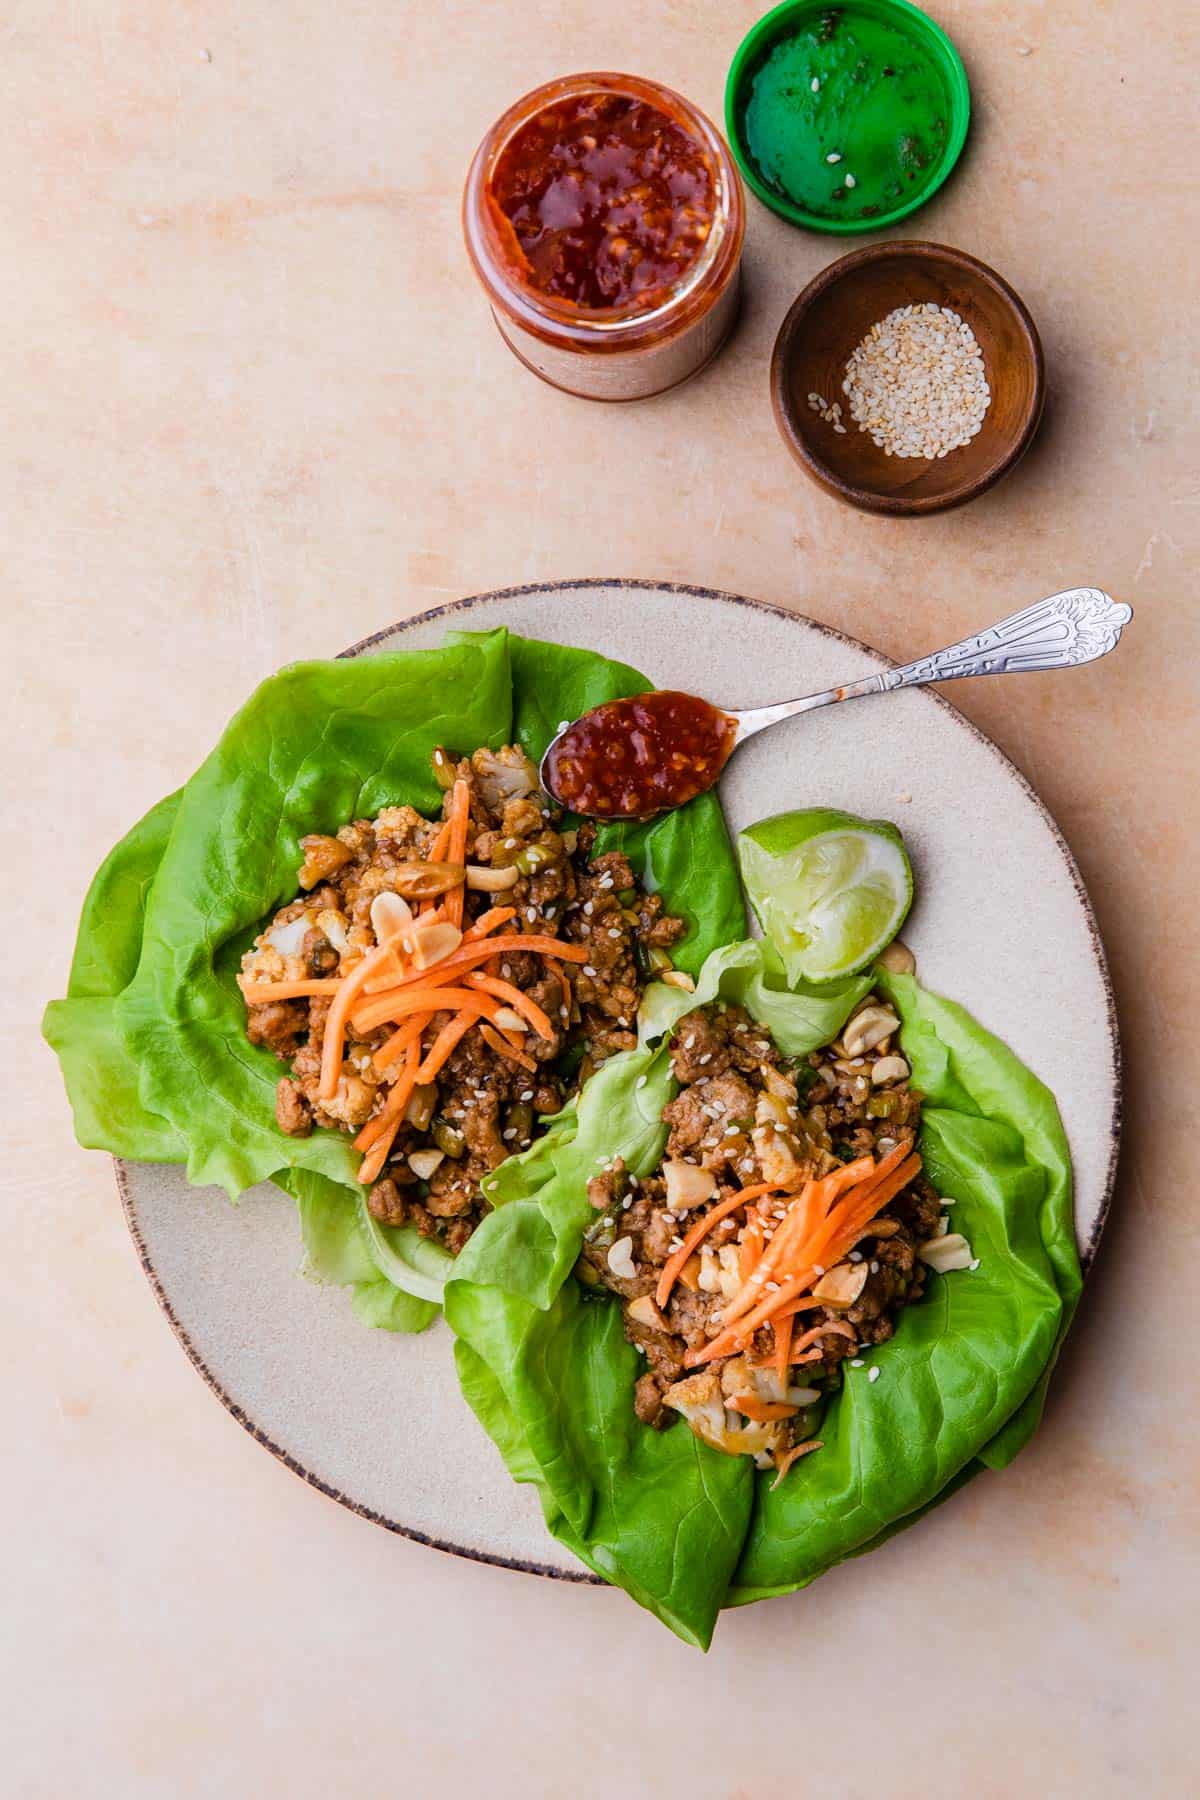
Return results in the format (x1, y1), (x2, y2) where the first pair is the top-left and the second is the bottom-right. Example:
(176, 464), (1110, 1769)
(116, 578), (1122, 1580)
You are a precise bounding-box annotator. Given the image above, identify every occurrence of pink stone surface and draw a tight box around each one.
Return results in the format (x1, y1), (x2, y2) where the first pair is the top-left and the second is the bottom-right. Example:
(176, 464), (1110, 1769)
(6, 2), (1197, 1793)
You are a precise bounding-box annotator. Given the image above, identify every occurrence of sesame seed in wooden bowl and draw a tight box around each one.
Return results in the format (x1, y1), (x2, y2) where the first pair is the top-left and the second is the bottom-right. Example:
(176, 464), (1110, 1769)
(770, 241), (1045, 516)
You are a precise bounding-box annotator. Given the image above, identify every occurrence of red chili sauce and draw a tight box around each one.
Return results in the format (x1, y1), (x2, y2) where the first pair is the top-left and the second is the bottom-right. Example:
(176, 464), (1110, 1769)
(488, 92), (716, 310)
(543, 691), (738, 819)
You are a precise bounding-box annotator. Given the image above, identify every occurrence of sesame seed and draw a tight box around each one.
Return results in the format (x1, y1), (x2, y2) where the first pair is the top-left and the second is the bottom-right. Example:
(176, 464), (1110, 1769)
(969, 1258), (981, 1271)
(698, 1053), (712, 1066)
(844, 172), (857, 189)
(868, 1366), (881, 1384)
(583, 964), (597, 977)
(843, 302), (991, 459)
(850, 1358), (865, 1368)
(848, 1250), (863, 1263)
(622, 1196), (633, 1209)
(813, 1264), (825, 1277)
(869, 1260), (879, 1274)
(635, 1075), (647, 1090)
(520, 1089), (534, 1102)
(557, 720), (569, 732)
(501, 964), (511, 978)
(502, 1127), (517, 1140)
(826, 151), (842, 164)
(811, 75), (820, 92)
(608, 929), (622, 939)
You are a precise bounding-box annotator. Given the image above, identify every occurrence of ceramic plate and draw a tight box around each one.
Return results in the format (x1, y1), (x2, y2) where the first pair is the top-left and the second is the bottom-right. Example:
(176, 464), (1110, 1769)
(119, 581), (1120, 1579)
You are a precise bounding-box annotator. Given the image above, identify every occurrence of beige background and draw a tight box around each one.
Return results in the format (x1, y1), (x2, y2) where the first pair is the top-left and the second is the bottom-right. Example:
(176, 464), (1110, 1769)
(5, 2), (1197, 1795)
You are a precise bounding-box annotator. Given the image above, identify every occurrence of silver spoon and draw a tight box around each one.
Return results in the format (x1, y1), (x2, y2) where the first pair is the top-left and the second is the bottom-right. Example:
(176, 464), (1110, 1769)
(540, 586), (1133, 819)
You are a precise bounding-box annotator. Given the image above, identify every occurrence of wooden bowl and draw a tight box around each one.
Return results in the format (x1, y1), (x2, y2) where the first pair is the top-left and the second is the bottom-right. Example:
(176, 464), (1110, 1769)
(771, 241), (1044, 515)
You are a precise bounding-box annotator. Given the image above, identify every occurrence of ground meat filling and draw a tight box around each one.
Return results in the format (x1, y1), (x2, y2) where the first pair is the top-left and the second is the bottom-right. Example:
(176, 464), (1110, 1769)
(579, 996), (947, 1474)
(240, 745), (685, 1254)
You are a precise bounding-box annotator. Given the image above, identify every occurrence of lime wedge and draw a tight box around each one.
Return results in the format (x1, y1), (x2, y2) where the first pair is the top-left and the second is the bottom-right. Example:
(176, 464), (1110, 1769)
(738, 808), (913, 984)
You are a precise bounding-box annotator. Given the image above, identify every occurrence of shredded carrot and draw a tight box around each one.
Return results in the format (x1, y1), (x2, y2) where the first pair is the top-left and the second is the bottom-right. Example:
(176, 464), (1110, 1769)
(731, 1395), (798, 1423)
(654, 1182), (790, 1312)
(355, 1041), (421, 1180)
(371, 1011), (432, 1074)
(790, 1319), (856, 1358)
(803, 1152), (922, 1274)
(358, 933), (588, 1004)
(684, 1271), (814, 1367)
(353, 984), (502, 1038)
(444, 781), (471, 929)
(464, 971), (554, 1040)
(716, 1181), (818, 1330)
(463, 907), (518, 942)
(738, 1215), (765, 1285)
(416, 818), (454, 918)
(317, 939), (403, 1102)
(478, 1021), (537, 1073)
(683, 1159), (921, 1353)
(772, 1314), (793, 1382)
(770, 1440), (823, 1488)
(241, 977), (344, 1004)
(713, 1150), (899, 1336)
(414, 1011), (479, 1084)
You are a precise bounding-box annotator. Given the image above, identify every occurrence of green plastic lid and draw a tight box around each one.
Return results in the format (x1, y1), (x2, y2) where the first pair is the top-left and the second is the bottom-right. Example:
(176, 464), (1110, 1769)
(725, 0), (970, 233)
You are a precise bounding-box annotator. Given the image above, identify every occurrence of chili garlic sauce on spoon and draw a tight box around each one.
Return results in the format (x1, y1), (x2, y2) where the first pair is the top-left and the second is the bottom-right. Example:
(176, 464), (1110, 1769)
(541, 690), (738, 819)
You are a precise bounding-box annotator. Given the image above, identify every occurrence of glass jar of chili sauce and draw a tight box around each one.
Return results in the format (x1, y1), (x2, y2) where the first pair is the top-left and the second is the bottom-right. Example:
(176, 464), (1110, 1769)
(463, 73), (745, 401)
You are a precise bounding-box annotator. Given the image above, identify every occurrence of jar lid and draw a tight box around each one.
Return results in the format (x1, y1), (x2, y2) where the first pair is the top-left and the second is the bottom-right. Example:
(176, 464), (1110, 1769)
(725, 0), (970, 234)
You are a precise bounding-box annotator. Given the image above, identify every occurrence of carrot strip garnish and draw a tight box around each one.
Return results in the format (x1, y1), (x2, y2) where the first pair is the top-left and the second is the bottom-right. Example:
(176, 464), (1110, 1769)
(772, 1314), (793, 1382)
(376, 993), (507, 1058)
(478, 1021), (538, 1073)
(654, 1182), (788, 1312)
(713, 1181), (820, 1332)
(361, 904), (513, 994)
(370, 1012), (432, 1074)
(790, 1319), (856, 1357)
(415, 1011), (479, 1084)
(770, 1440), (823, 1488)
(356, 933), (588, 1003)
(686, 1162), (919, 1368)
(714, 1150), (897, 1335)
(317, 939), (403, 1102)
(353, 984), (502, 1037)
(241, 977), (344, 1004)
(731, 1396), (798, 1423)
(427, 818), (453, 862)
(739, 1215), (765, 1285)
(444, 781), (471, 929)
(804, 1152), (922, 1272)
(464, 971), (554, 1040)
(355, 1041), (421, 1180)
(463, 907), (518, 942)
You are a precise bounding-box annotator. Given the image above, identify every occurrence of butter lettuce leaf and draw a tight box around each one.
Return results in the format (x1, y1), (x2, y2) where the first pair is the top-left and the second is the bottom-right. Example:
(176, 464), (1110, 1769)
(45, 629), (745, 1332)
(446, 942), (1080, 1641)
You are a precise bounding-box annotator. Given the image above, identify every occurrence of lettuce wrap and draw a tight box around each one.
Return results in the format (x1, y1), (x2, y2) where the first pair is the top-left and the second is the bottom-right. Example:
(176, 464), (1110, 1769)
(43, 629), (746, 1328)
(445, 943), (1081, 1645)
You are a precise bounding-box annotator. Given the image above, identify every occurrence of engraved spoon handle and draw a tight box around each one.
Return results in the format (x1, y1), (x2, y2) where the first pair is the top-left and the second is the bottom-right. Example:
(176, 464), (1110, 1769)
(730, 588), (1134, 744)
